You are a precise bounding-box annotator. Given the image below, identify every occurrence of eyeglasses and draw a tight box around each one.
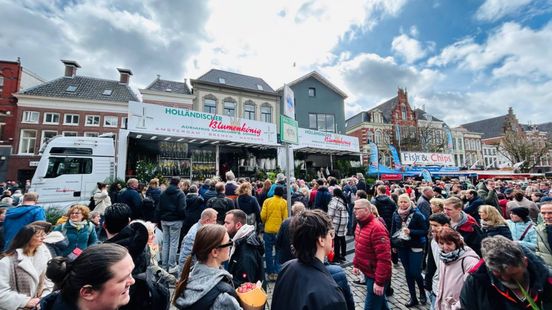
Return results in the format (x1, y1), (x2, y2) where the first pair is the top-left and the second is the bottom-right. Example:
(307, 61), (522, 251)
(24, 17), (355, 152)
(216, 240), (233, 249)
(71, 212), (82, 215)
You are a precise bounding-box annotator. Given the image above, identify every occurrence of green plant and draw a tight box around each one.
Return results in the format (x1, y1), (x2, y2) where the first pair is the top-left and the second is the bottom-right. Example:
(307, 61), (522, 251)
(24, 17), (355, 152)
(135, 160), (159, 184)
(518, 282), (540, 310)
(45, 207), (65, 226)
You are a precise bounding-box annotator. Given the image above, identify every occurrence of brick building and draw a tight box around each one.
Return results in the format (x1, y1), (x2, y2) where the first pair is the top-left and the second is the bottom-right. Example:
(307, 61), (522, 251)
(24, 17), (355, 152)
(11, 60), (137, 182)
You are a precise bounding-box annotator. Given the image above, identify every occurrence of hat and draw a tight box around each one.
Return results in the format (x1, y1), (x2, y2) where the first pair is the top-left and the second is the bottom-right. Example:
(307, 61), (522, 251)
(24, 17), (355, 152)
(510, 207), (529, 220)
(276, 173), (286, 182)
(504, 188), (513, 195)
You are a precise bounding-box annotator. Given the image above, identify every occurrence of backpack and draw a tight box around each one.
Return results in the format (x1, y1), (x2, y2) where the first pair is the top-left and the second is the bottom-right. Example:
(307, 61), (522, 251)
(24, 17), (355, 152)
(136, 265), (171, 310)
(142, 196), (155, 211)
(88, 196), (96, 211)
(184, 279), (237, 310)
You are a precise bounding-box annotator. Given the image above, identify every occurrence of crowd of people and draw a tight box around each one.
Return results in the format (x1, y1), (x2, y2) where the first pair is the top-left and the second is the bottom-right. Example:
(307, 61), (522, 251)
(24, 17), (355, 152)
(0, 173), (551, 309)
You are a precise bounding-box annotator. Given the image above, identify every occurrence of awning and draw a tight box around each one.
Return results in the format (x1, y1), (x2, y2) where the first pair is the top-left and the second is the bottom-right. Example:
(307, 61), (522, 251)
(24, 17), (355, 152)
(293, 147), (360, 156)
(127, 132), (276, 149)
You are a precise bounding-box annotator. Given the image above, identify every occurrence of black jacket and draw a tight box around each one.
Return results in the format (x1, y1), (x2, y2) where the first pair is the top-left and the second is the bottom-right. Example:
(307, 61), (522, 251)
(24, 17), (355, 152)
(291, 191), (309, 208)
(271, 258), (347, 310)
(235, 195), (261, 224)
(276, 218), (293, 264)
(118, 187), (143, 220)
(104, 222), (151, 310)
(390, 208), (428, 249)
(374, 195), (397, 232)
(182, 193), (205, 235)
(482, 224), (513, 240)
(40, 292), (78, 310)
(460, 246), (552, 310)
(314, 187), (332, 213)
(158, 185), (186, 222)
(207, 193), (235, 224)
(228, 230), (265, 287)
(465, 196), (485, 222)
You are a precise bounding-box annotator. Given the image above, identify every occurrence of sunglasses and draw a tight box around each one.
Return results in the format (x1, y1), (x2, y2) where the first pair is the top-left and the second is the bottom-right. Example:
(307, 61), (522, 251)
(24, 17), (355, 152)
(217, 240), (233, 249)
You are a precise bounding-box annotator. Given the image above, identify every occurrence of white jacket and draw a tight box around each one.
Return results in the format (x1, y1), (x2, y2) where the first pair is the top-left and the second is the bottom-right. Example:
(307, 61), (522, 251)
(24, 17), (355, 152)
(93, 189), (112, 215)
(0, 245), (54, 310)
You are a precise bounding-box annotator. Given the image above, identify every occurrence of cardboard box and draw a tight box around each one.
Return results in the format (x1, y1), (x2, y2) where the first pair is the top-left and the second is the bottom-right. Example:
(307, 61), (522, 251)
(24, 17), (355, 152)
(235, 286), (267, 310)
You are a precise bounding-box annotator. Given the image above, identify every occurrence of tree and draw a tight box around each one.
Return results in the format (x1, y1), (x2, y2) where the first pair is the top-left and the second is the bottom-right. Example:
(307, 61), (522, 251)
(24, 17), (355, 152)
(494, 129), (551, 173)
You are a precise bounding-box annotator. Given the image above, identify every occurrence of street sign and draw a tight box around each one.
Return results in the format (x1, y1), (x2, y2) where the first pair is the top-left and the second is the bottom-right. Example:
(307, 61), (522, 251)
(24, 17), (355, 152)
(280, 115), (298, 144)
(283, 84), (295, 119)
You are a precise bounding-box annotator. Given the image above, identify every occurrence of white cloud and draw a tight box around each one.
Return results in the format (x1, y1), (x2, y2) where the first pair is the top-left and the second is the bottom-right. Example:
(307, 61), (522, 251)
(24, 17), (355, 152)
(391, 34), (427, 63)
(409, 25), (419, 37)
(428, 22), (552, 80)
(475, 0), (533, 22)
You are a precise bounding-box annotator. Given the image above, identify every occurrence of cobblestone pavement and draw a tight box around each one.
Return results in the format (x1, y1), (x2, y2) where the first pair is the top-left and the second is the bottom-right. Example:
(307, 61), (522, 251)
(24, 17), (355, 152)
(265, 263), (431, 310)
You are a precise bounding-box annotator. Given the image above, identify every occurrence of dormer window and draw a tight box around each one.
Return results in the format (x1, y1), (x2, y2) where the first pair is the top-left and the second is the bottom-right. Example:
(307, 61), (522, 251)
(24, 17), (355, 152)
(102, 89), (113, 96)
(66, 85), (77, 92)
(256, 84), (264, 91)
(219, 77), (226, 84)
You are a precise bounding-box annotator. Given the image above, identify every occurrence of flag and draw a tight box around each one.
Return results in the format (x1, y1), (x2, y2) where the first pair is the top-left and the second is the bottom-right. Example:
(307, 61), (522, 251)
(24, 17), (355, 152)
(421, 169), (432, 182)
(470, 159), (481, 170)
(395, 125), (401, 146)
(369, 142), (379, 168)
(388, 144), (402, 169)
(445, 126), (453, 152)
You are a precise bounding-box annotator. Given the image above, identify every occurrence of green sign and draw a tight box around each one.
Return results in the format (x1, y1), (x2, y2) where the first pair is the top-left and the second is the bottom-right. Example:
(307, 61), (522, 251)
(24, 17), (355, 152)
(280, 115), (298, 144)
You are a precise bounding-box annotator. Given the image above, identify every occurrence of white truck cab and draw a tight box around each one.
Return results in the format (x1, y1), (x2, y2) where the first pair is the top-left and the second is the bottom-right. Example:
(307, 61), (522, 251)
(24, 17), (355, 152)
(29, 135), (116, 208)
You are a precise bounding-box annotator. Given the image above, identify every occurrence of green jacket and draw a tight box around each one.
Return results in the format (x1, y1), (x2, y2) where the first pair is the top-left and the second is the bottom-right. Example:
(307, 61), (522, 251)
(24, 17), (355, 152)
(535, 223), (552, 267)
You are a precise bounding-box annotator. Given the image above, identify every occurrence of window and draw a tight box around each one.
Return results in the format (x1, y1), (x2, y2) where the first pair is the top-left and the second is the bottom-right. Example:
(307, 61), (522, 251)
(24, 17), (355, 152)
(256, 84), (264, 91)
(22, 111), (39, 123)
(104, 116), (118, 127)
(84, 132), (99, 137)
(121, 117), (128, 129)
(41, 130), (57, 146)
(223, 101), (236, 117)
(204, 99), (216, 114)
(375, 131), (383, 144)
(401, 106), (407, 120)
(308, 113), (335, 132)
(66, 85), (77, 92)
(63, 131), (78, 137)
(44, 112), (60, 124)
(218, 77), (226, 84)
(308, 87), (316, 97)
(19, 130), (37, 154)
(45, 157), (92, 178)
(0, 76), (3, 92)
(64, 114), (79, 125)
(85, 115), (100, 126)
(243, 102), (256, 120)
(260, 104), (272, 123)
(102, 89), (113, 96)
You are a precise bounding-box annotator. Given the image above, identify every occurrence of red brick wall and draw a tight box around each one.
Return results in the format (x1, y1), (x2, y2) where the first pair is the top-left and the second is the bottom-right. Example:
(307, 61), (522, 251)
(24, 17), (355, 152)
(0, 61), (22, 146)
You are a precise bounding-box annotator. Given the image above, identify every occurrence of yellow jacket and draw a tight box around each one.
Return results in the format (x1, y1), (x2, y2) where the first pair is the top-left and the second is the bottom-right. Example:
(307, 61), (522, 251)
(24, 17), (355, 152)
(261, 195), (288, 233)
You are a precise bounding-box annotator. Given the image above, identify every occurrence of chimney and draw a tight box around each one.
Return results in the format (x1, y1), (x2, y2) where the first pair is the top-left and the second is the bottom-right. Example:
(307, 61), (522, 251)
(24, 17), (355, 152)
(117, 68), (133, 85)
(61, 60), (81, 78)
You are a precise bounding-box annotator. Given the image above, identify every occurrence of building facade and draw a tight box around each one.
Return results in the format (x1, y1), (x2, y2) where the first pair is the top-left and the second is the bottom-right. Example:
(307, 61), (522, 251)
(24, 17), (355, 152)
(140, 76), (195, 108)
(12, 60), (137, 183)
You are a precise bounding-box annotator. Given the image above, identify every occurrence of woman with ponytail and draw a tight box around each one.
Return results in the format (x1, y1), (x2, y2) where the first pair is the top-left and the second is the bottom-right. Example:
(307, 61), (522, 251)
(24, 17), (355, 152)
(39, 243), (135, 310)
(173, 224), (242, 309)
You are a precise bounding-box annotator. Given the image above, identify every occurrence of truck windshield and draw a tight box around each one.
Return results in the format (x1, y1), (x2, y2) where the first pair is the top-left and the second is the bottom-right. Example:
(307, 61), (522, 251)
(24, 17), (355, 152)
(45, 157), (93, 178)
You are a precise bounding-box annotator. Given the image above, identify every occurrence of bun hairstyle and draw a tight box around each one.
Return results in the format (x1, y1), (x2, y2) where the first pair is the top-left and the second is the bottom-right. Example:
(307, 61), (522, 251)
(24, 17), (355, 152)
(48, 244), (129, 304)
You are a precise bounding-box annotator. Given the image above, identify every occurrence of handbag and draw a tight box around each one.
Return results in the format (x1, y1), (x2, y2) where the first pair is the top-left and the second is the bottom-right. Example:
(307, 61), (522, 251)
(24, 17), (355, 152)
(391, 214), (413, 248)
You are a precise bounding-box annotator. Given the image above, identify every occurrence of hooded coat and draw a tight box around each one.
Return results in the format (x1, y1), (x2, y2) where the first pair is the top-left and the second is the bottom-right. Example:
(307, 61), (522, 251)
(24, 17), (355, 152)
(228, 225), (265, 287)
(3, 205), (46, 251)
(174, 263), (241, 310)
(374, 195), (397, 232)
(435, 247), (479, 310)
(158, 184), (186, 222)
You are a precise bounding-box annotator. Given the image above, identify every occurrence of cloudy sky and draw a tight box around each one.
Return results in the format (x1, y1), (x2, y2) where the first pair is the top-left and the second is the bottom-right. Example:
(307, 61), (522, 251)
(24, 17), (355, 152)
(1, 0), (551, 127)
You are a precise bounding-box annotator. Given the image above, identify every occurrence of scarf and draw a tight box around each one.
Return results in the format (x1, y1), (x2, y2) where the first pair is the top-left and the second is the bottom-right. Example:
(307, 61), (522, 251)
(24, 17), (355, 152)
(69, 220), (88, 231)
(452, 211), (468, 230)
(229, 224), (256, 258)
(439, 248), (465, 264)
(398, 206), (412, 221)
(480, 219), (489, 230)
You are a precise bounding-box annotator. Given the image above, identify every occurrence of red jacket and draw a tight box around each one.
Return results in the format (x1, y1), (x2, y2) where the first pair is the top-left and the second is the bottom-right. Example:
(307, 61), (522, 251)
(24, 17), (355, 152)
(353, 214), (392, 286)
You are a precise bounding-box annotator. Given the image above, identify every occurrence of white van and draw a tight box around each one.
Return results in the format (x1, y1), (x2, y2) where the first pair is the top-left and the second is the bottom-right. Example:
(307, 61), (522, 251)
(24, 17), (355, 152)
(29, 135), (115, 208)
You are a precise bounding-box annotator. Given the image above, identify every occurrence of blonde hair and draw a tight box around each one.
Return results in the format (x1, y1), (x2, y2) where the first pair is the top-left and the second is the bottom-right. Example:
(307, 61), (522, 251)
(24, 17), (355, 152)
(67, 204), (90, 220)
(149, 178), (159, 188)
(371, 205), (380, 217)
(398, 193), (411, 204)
(480, 205), (507, 226)
(430, 198), (444, 212)
(236, 182), (252, 196)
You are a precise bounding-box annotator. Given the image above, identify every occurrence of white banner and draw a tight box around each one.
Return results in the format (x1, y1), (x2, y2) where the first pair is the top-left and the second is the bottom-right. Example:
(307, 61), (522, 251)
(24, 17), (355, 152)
(401, 151), (454, 166)
(283, 84), (295, 119)
(292, 128), (360, 153)
(128, 101), (278, 146)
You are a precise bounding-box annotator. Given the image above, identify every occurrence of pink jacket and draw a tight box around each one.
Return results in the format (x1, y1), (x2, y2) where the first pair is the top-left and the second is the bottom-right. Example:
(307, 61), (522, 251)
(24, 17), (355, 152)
(436, 247), (480, 310)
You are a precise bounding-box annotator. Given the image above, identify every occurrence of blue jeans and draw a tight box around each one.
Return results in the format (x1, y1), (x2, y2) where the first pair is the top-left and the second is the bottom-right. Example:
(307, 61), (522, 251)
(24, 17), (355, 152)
(326, 264), (355, 310)
(347, 204), (353, 233)
(397, 248), (425, 302)
(427, 290), (436, 310)
(364, 277), (389, 310)
(263, 233), (280, 274)
(161, 220), (182, 270)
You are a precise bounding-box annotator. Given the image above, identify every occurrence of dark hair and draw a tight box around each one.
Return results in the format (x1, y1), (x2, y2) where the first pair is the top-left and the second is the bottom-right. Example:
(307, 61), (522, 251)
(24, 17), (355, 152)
(226, 209), (247, 225)
(290, 209), (333, 264)
(316, 179), (324, 186)
(376, 185), (387, 194)
(513, 190), (525, 202)
(103, 203), (132, 235)
(170, 177), (180, 186)
(429, 213), (451, 225)
(274, 185), (284, 197)
(97, 182), (107, 190)
(356, 190), (367, 199)
(49, 244), (129, 305)
(328, 177), (337, 186)
(332, 187), (346, 203)
(4, 223), (49, 256)
(435, 227), (464, 249)
(174, 224), (226, 304)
